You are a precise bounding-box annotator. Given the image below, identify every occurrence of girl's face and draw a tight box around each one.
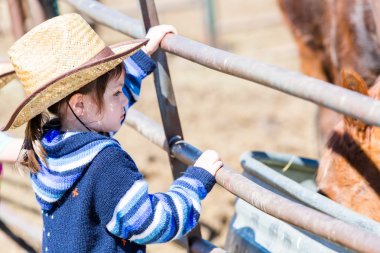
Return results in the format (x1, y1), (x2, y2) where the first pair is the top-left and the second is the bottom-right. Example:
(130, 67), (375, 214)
(85, 68), (128, 133)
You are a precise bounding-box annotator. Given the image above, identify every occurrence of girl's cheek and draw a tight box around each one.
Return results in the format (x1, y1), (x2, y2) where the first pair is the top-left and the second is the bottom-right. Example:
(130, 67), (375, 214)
(109, 101), (117, 109)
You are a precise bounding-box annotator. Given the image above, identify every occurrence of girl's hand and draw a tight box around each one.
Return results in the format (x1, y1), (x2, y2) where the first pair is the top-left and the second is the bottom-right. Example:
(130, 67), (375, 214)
(194, 150), (223, 176)
(143, 25), (177, 55)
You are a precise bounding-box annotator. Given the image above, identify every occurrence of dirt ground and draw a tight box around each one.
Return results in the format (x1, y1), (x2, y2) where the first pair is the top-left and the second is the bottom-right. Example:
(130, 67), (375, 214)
(0, 0), (318, 252)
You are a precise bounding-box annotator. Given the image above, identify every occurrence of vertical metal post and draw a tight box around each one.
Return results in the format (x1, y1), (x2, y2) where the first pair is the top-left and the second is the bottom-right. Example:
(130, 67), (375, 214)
(203, 0), (217, 47)
(137, 0), (203, 251)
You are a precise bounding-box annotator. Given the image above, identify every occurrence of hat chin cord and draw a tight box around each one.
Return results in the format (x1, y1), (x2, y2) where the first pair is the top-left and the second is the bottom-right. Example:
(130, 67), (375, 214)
(67, 101), (94, 132)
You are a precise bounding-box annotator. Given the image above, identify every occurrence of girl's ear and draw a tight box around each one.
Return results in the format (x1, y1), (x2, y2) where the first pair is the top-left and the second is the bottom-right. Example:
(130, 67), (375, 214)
(68, 93), (85, 116)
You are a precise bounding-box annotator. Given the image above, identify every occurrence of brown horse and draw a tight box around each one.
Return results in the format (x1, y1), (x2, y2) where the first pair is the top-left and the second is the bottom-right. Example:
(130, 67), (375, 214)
(317, 70), (380, 222)
(278, 0), (380, 221)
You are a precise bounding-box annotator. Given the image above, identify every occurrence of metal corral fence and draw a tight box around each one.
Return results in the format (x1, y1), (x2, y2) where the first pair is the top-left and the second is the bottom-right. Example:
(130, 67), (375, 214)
(63, 0), (380, 252)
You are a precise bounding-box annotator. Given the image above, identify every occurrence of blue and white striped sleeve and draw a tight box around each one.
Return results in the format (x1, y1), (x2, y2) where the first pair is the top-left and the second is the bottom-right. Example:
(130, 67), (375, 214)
(123, 50), (156, 108)
(106, 167), (215, 244)
(92, 146), (216, 245)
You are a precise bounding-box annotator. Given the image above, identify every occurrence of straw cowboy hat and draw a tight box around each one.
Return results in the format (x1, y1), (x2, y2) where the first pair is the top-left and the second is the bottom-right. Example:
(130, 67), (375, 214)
(0, 13), (148, 131)
(0, 60), (16, 89)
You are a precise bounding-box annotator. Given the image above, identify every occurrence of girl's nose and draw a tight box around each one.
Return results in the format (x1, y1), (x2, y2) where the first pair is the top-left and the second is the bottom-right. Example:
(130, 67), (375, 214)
(120, 94), (129, 107)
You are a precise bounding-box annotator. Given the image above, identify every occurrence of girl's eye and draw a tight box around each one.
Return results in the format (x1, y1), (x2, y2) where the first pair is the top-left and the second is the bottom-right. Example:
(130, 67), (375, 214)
(114, 91), (122, 96)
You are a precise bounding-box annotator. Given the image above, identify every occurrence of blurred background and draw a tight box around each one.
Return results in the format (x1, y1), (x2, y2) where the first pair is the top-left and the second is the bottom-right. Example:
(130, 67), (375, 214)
(0, 0), (318, 252)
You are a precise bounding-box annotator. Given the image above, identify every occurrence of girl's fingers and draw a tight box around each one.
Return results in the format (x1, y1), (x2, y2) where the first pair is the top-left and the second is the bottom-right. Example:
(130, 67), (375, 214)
(165, 25), (177, 34)
(213, 160), (223, 170)
(211, 161), (223, 176)
(200, 150), (218, 164)
(144, 25), (178, 55)
(193, 150), (223, 176)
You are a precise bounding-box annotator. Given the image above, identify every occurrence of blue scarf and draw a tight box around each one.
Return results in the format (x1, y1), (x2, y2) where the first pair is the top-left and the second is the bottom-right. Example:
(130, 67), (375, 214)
(30, 129), (119, 210)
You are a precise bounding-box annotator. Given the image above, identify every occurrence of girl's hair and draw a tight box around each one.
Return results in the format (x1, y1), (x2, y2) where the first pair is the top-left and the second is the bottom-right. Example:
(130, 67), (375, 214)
(19, 63), (124, 173)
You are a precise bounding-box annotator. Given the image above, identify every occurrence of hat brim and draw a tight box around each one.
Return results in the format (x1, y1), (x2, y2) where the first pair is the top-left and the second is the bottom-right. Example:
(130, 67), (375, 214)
(1, 38), (148, 131)
(0, 61), (17, 89)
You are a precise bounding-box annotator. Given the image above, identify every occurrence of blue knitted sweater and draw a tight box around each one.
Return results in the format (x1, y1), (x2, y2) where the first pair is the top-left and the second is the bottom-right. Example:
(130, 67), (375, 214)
(30, 53), (216, 252)
(33, 130), (216, 253)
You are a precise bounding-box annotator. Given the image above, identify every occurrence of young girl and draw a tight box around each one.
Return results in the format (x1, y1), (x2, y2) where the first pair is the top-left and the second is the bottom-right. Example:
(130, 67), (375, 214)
(0, 14), (223, 253)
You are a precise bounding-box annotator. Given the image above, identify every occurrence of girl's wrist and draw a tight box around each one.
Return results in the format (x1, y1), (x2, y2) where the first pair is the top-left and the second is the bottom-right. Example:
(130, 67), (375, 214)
(140, 46), (149, 56)
(186, 166), (216, 194)
(141, 44), (157, 56)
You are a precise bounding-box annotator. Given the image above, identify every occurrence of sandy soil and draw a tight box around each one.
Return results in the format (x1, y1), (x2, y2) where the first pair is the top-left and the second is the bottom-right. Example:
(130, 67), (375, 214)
(0, 0), (318, 252)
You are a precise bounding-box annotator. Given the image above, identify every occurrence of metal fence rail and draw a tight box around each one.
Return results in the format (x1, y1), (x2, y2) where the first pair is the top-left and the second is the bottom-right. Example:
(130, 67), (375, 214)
(66, 0), (380, 127)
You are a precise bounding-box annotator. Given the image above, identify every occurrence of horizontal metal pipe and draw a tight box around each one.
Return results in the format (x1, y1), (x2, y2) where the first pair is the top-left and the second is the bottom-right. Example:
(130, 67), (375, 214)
(64, 0), (380, 126)
(125, 109), (380, 253)
(240, 152), (380, 237)
(161, 34), (380, 126)
(125, 109), (168, 151)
